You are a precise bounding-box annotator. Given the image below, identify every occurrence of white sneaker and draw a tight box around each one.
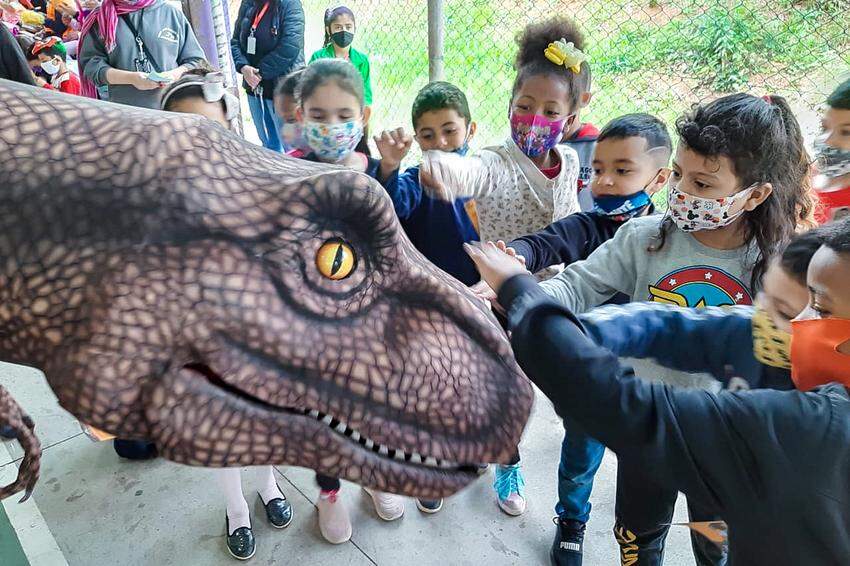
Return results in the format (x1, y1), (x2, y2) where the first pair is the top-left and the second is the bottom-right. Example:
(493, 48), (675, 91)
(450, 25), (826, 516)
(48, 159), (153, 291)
(317, 490), (352, 544)
(363, 488), (404, 521)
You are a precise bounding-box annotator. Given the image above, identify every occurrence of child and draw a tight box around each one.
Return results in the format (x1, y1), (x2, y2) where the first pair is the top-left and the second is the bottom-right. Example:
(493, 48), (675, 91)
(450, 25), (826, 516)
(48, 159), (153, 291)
(578, 227), (829, 395)
(505, 93), (814, 565)
(467, 216), (850, 565)
(419, 17), (584, 517)
(421, 17), (584, 518)
(499, 113), (671, 564)
(158, 71), (293, 560)
(272, 67), (309, 156)
(558, 64), (597, 211)
(814, 77), (850, 223)
(31, 36), (80, 95)
(373, 80), (481, 287)
(160, 68), (240, 130)
(309, 5), (372, 107)
(291, 58), (403, 544)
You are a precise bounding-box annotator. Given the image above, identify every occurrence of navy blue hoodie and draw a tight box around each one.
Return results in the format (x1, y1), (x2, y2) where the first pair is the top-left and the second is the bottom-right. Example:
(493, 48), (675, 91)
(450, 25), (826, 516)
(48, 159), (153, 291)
(502, 273), (850, 565)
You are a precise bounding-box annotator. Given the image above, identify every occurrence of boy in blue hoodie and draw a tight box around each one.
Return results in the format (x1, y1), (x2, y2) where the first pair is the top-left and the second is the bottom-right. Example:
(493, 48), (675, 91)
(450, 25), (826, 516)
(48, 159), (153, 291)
(374, 81), (481, 286)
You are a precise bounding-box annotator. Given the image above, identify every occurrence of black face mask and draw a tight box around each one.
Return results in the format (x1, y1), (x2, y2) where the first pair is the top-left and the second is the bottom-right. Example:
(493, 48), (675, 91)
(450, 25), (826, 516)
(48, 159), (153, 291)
(330, 30), (354, 48)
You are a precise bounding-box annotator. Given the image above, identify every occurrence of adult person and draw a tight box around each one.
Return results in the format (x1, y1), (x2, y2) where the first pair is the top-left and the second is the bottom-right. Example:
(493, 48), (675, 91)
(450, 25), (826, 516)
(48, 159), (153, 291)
(230, 0), (303, 151)
(0, 21), (36, 85)
(464, 215), (850, 565)
(77, 0), (207, 108)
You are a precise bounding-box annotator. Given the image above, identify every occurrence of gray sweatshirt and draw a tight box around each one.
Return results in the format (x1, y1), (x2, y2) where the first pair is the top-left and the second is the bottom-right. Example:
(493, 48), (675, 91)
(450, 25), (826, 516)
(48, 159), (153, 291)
(540, 214), (758, 387)
(78, 0), (207, 109)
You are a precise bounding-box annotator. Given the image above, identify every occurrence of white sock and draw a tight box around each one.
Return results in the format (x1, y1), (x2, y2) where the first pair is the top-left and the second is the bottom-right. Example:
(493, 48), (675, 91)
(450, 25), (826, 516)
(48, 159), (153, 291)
(217, 468), (250, 534)
(257, 466), (284, 505)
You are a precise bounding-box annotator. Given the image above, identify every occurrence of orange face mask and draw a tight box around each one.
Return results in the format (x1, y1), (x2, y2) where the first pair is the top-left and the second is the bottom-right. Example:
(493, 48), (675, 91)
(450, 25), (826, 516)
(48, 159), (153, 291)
(790, 318), (850, 391)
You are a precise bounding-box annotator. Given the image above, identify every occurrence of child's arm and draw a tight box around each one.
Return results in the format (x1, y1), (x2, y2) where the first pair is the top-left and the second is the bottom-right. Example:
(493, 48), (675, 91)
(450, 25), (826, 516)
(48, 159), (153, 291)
(536, 219), (641, 313)
(419, 150), (500, 202)
(578, 303), (766, 387)
(499, 273), (831, 510)
(508, 213), (600, 274)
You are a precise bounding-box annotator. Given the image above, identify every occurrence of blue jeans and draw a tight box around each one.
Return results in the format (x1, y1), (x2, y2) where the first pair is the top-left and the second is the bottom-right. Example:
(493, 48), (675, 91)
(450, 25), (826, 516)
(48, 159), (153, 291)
(555, 423), (606, 523)
(246, 93), (284, 151)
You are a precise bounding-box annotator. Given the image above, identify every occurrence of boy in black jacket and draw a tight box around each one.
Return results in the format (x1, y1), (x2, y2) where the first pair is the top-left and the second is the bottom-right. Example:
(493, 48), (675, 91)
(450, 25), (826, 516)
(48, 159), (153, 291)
(465, 217), (850, 565)
(505, 113), (671, 566)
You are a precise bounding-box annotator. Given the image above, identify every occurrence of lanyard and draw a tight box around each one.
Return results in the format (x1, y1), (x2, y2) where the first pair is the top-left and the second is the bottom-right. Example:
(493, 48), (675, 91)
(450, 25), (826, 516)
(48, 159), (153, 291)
(251, 2), (270, 32)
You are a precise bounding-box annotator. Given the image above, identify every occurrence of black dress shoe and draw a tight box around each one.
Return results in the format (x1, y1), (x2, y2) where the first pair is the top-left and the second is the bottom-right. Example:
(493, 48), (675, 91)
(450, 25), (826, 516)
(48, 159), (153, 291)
(259, 492), (293, 529)
(225, 515), (256, 561)
(113, 439), (158, 460)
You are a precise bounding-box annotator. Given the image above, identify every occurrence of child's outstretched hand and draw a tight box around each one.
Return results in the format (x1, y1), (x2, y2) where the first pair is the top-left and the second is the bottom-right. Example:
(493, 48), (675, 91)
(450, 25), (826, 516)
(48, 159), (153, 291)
(375, 128), (412, 179)
(464, 241), (530, 295)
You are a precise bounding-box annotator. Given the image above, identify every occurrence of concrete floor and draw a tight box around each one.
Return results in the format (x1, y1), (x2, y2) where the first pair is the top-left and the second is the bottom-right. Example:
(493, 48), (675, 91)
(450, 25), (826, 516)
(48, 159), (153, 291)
(0, 361), (695, 566)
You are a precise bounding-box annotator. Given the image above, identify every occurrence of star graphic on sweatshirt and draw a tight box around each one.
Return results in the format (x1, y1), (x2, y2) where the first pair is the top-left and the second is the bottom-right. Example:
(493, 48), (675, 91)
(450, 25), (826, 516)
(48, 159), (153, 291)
(669, 278), (677, 285)
(704, 271), (713, 280)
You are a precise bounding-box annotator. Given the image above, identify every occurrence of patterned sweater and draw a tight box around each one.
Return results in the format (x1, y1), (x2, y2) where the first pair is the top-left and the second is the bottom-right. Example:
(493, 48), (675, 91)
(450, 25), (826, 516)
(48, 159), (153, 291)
(420, 138), (580, 244)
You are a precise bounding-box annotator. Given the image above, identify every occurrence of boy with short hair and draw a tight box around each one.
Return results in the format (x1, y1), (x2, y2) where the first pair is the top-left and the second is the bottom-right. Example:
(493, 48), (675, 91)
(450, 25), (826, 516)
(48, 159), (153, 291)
(374, 80), (481, 287)
(507, 113), (672, 566)
(31, 36), (80, 95)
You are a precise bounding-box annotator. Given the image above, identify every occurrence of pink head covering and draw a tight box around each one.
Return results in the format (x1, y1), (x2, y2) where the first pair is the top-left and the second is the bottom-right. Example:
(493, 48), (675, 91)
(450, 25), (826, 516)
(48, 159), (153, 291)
(78, 0), (156, 98)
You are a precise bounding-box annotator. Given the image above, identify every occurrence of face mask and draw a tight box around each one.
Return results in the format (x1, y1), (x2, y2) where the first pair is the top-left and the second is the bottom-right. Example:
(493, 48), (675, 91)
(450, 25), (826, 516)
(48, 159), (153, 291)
(509, 113), (566, 158)
(303, 120), (363, 163)
(813, 134), (850, 182)
(666, 182), (756, 232)
(40, 58), (60, 76)
(450, 126), (472, 156)
(592, 190), (651, 220)
(751, 306), (791, 369)
(280, 122), (309, 153)
(330, 30), (354, 48)
(790, 317), (850, 391)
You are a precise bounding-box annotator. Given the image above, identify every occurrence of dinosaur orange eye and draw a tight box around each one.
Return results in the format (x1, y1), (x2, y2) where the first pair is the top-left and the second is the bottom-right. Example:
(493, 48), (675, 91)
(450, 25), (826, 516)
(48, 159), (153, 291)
(316, 239), (356, 280)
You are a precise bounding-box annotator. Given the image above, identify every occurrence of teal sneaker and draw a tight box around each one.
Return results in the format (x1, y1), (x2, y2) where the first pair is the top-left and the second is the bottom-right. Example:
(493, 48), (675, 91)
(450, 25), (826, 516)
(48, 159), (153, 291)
(493, 463), (527, 516)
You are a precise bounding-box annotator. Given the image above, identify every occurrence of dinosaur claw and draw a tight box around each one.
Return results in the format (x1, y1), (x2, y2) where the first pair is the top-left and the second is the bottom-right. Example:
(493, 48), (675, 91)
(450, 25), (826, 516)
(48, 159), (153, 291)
(0, 385), (42, 502)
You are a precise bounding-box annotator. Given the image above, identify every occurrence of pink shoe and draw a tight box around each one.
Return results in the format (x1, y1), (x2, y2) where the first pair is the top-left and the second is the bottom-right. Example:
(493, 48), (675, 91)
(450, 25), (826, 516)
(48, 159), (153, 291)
(317, 490), (352, 544)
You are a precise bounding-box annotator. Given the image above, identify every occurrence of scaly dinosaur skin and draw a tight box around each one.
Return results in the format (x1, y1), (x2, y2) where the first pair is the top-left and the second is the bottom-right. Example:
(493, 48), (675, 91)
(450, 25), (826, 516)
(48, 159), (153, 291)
(0, 80), (533, 502)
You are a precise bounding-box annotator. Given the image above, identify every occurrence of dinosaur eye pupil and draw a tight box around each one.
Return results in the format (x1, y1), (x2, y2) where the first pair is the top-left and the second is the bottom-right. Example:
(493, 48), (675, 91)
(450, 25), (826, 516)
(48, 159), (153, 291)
(316, 239), (356, 280)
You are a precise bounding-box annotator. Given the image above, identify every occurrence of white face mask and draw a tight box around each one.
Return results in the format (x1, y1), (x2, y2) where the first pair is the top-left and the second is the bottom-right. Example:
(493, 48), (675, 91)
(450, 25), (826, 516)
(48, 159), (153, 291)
(666, 182), (757, 232)
(40, 58), (60, 76)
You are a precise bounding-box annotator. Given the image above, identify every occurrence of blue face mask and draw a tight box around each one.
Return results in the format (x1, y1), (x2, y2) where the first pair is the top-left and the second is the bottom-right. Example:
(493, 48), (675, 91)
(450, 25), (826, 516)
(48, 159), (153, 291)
(592, 190), (652, 220)
(452, 141), (470, 157)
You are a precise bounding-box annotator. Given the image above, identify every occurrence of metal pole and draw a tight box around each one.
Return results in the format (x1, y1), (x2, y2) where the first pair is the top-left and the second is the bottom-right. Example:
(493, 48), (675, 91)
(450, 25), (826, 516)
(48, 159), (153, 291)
(427, 0), (444, 82)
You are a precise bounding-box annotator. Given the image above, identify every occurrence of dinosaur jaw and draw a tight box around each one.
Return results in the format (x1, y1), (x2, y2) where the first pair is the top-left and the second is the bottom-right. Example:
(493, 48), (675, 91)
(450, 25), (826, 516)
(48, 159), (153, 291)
(143, 363), (499, 499)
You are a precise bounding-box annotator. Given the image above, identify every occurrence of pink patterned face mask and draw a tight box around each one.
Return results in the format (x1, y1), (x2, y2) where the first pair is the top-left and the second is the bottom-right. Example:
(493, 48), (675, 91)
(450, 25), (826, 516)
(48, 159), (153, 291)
(509, 113), (567, 158)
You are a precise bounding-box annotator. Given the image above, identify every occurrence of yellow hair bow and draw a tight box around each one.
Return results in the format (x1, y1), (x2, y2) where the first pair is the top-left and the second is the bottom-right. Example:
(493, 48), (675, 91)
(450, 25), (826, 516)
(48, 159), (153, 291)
(544, 39), (586, 74)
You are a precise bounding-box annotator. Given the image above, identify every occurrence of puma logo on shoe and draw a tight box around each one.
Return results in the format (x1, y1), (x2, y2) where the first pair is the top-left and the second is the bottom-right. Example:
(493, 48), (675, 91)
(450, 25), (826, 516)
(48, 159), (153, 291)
(559, 542), (581, 552)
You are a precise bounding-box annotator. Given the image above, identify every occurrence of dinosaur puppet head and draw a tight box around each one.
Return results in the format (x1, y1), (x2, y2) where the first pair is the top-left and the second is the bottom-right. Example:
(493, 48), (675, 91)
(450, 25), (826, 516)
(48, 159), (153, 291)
(0, 80), (533, 500)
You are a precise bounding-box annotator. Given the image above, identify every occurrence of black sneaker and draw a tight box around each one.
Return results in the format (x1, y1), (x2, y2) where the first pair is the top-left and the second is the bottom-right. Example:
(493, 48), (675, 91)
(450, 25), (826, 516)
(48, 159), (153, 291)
(415, 498), (443, 514)
(113, 439), (158, 460)
(550, 517), (586, 566)
(225, 515), (256, 560)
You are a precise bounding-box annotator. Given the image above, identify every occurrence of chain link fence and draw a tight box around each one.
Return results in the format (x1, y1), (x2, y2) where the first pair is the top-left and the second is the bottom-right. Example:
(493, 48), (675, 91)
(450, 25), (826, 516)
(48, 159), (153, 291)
(231, 0), (849, 155)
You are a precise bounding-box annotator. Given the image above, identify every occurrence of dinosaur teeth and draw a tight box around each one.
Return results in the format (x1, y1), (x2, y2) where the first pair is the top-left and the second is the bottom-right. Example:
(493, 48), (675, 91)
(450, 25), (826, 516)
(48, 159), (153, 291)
(302, 407), (460, 469)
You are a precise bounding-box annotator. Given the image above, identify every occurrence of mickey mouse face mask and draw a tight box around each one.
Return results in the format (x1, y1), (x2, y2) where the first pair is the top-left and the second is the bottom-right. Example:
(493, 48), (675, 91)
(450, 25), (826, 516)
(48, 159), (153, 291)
(666, 182), (757, 232)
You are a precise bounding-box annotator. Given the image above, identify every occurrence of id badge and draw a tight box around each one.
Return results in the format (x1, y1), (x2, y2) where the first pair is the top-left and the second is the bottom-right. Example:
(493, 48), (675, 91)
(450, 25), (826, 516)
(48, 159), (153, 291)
(246, 35), (256, 55)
